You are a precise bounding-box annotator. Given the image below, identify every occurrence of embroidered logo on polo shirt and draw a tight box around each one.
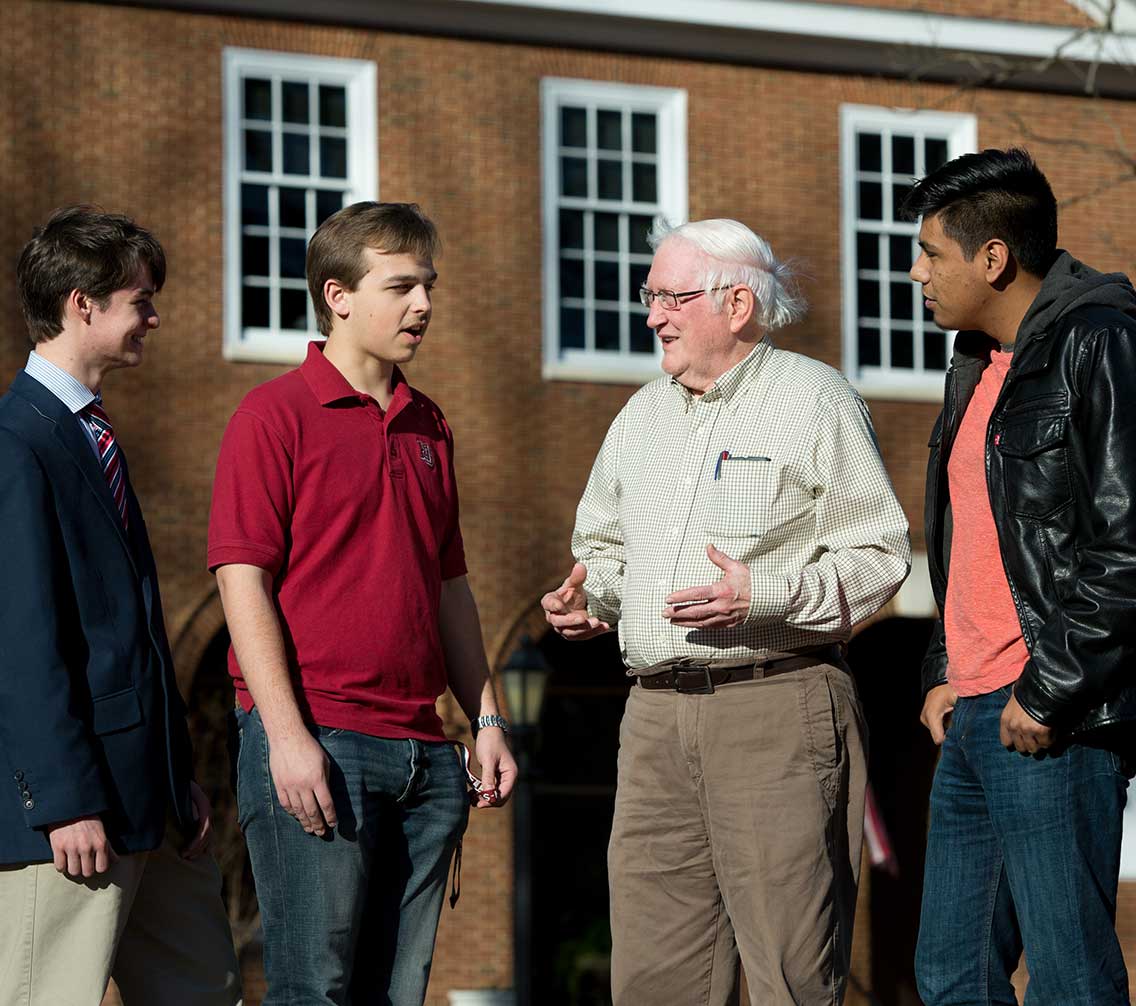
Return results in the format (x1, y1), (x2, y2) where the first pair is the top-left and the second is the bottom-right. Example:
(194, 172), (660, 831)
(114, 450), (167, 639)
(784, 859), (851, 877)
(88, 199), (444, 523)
(417, 440), (435, 469)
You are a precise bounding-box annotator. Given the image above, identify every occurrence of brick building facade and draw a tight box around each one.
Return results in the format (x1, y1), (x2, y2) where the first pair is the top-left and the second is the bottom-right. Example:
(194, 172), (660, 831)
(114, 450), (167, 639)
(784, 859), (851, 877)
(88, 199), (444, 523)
(3, 1), (1136, 1002)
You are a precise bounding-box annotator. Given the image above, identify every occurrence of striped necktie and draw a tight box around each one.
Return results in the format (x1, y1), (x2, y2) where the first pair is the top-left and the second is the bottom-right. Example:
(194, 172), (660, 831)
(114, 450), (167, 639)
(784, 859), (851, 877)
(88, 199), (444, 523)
(83, 400), (129, 530)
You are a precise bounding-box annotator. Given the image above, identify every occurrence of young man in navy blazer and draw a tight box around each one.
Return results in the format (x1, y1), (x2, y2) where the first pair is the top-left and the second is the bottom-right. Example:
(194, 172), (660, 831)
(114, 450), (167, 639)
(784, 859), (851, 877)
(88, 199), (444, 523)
(0, 206), (240, 1005)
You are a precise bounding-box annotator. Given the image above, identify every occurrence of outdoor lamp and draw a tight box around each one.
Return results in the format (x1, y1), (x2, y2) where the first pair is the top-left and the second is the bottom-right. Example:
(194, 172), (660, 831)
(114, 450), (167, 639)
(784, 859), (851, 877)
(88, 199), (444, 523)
(500, 635), (551, 730)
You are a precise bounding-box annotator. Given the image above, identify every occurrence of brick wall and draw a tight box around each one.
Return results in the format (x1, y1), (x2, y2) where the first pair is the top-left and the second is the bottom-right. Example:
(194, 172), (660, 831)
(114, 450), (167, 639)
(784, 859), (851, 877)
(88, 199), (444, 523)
(5, 2), (1136, 1001)
(814, 0), (1094, 27)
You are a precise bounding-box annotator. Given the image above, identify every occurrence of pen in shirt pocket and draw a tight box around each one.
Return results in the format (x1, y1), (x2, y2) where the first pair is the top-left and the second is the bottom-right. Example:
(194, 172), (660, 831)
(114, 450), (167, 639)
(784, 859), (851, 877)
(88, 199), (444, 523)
(713, 450), (772, 480)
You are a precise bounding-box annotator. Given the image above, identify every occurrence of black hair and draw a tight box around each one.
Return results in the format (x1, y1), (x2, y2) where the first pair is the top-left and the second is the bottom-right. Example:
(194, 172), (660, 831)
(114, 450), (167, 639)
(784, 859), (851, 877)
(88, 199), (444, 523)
(899, 148), (1057, 278)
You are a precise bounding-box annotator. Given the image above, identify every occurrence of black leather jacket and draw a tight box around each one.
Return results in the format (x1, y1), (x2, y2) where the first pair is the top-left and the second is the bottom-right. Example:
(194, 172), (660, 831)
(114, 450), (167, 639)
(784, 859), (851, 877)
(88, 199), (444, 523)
(922, 252), (1136, 739)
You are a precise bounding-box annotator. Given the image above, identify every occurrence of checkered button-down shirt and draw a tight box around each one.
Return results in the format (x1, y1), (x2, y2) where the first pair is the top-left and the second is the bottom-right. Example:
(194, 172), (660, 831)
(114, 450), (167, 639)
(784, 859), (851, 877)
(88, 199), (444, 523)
(572, 340), (911, 670)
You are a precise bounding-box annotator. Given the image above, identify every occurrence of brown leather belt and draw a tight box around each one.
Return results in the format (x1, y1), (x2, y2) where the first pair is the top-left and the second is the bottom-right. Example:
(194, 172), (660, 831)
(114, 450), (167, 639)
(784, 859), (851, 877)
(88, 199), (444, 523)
(635, 644), (844, 695)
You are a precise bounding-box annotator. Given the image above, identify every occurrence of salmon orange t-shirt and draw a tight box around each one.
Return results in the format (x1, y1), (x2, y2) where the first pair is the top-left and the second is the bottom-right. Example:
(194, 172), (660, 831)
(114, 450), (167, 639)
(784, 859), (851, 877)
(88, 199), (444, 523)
(944, 349), (1030, 696)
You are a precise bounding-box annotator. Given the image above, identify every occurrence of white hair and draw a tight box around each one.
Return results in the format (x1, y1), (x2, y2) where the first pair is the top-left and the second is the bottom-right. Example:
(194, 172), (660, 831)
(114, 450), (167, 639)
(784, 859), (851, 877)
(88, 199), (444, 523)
(647, 218), (807, 331)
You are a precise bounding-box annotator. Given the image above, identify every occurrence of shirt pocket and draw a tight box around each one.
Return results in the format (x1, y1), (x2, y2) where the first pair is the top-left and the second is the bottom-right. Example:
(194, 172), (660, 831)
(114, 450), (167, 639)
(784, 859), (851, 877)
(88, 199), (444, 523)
(704, 456), (801, 547)
(994, 414), (1074, 520)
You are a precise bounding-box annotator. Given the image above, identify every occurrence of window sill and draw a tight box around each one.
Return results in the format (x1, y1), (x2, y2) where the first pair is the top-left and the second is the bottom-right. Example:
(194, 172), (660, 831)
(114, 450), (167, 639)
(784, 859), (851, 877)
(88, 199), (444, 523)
(543, 355), (663, 385)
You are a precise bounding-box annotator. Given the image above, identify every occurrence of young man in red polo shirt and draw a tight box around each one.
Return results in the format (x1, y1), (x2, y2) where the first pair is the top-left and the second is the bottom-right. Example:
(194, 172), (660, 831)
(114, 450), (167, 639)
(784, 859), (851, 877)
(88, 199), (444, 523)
(208, 202), (515, 1005)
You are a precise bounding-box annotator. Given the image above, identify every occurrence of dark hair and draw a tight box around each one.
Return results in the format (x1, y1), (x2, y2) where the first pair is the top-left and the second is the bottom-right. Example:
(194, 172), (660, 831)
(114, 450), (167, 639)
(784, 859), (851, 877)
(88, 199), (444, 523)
(900, 148), (1057, 278)
(306, 202), (440, 336)
(17, 205), (167, 344)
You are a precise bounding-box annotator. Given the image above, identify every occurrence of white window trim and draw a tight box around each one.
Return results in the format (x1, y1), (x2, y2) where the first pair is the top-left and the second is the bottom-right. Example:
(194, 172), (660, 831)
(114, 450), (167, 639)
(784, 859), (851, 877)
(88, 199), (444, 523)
(541, 77), (687, 385)
(222, 48), (377, 365)
(839, 105), (977, 403)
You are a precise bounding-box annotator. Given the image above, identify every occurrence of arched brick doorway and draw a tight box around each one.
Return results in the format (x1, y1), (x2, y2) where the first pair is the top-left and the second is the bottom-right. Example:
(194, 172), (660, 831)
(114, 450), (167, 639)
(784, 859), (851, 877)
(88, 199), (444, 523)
(846, 616), (938, 1006)
(171, 591), (262, 990)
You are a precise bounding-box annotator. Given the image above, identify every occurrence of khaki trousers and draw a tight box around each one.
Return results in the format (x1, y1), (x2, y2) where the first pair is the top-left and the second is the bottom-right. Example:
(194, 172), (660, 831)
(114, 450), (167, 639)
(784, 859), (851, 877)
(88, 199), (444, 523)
(608, 661), (866, 1006)
(0, 825), (241, 1006)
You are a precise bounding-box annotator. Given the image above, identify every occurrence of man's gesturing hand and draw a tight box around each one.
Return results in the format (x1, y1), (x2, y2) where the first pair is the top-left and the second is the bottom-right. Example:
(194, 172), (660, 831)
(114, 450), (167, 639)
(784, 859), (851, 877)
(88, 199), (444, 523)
(920, 683), (959, 745)
(662, 544), (752, 629)
(47, 815), (118, 878)
(270, 731), (338, 836)
(1000, 691), (1055, 754)
(542, 562), (610, 640)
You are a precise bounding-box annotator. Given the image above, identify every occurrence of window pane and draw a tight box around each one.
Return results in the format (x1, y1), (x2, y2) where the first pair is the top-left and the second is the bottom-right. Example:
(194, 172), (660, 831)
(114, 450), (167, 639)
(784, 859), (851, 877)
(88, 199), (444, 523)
(319, 85), (346, 128)
(282, 81), (309, 124)
(242, 235), (269, 277)
(858, 278), (880, 319)
(630, 316), (654, 354)
(560, 307), (585, 349)
(561, 157), (587, 197)
(560, 209), (585, 250)
(629, 215), (654, 254)
(242, 183), (269, 227)
(891, 281), (914, 320)
(892, 135), (915, 176)
(560, 257), (584, 298)
(245, 129), (272, 172)
(889, 235), (912, 273)
(632, 113), (656, 154)
(858, 181), (882, 221)
(561, 106), (587, 148)
(892, 182), (913, 220)
(280, 288), (309, 330)
(279, 187), (307, 229)
(924, 329), (947, 370)
(280, 238), (307, 279)
(594, 260), (620, 302)
(243, 286), (270, 328)
(595, 212), (619, 252)
(320, 136), (347, 179)
(858, 326), (881, 367)
(857, 132), (881, 172)
(595, 310), (620, 350)
(597, 110), (622, 151)
(632, 162), (656, 203)
(283, 133), (310, 175)
(856, 232), (879, 271)
(629, 262), (650, 302)
(244, 78), (272, 121)
(316, 189), (343, 224)
(925, 137), (949, 172)
(891, 329), (914, 368)
(598, 160), (622, 200)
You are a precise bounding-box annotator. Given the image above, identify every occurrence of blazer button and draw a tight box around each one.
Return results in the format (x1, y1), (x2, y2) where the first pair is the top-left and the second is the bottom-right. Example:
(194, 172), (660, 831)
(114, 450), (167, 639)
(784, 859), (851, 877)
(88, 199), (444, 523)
(23, 799), (34, 810)
(13, 771), (23, 781)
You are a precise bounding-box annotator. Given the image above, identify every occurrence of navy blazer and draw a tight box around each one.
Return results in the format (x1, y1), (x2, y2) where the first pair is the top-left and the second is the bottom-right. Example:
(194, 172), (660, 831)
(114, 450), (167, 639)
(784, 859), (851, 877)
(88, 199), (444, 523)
(0, 371), (193, 864)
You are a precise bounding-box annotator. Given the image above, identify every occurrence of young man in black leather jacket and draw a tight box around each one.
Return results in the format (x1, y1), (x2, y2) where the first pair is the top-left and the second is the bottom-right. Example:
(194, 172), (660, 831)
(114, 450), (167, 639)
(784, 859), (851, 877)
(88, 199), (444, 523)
(906, 148), (1136, 1006)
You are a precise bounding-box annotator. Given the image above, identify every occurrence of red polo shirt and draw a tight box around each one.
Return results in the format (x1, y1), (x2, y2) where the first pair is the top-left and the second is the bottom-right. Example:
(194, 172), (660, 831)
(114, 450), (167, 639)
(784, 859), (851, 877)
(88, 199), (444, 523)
(207, 342), (467, 741)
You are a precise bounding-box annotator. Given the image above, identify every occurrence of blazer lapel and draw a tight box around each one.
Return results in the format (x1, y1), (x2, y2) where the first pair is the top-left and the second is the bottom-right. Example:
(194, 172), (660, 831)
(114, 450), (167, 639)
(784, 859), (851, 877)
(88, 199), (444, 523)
(12, 372), (139, 574)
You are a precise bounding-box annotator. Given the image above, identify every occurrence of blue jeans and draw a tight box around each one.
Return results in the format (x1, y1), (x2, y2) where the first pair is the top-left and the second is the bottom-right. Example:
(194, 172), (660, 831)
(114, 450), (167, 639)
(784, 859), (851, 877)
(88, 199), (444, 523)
(916, 687), (1130, 1006)
(236, 707), (469, 1006)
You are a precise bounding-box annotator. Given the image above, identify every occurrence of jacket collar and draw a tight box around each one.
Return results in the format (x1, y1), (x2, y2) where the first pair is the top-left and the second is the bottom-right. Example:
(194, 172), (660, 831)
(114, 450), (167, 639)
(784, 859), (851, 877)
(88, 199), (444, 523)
(10, 371), (138, 571)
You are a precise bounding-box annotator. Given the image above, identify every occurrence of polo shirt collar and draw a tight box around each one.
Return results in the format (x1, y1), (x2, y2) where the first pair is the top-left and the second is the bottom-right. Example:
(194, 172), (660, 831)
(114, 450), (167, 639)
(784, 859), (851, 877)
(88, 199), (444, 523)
(300, 340), (411, 411)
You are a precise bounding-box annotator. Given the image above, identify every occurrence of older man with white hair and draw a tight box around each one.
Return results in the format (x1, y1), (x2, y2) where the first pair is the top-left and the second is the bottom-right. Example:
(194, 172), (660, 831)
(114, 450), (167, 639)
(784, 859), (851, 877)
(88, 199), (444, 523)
(542, 218), (910, 1005)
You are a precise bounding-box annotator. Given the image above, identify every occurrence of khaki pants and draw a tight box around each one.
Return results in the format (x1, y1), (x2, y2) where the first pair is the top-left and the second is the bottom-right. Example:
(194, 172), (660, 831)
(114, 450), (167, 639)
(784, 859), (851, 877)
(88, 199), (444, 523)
(608, 661), (866, 1006)
(0, 825), (241, 1006)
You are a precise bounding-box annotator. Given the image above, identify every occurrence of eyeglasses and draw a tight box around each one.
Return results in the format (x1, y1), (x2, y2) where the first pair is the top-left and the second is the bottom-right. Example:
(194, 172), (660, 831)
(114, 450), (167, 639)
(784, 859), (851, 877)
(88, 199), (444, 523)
(639, 285), (731, 310)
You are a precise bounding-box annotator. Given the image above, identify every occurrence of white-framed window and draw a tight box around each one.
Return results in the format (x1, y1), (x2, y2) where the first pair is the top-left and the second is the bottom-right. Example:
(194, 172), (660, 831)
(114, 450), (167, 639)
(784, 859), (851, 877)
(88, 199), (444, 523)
(222, 48), (377, 364)
(840, 105), (977, 401)
(541, 79), (687, 384)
